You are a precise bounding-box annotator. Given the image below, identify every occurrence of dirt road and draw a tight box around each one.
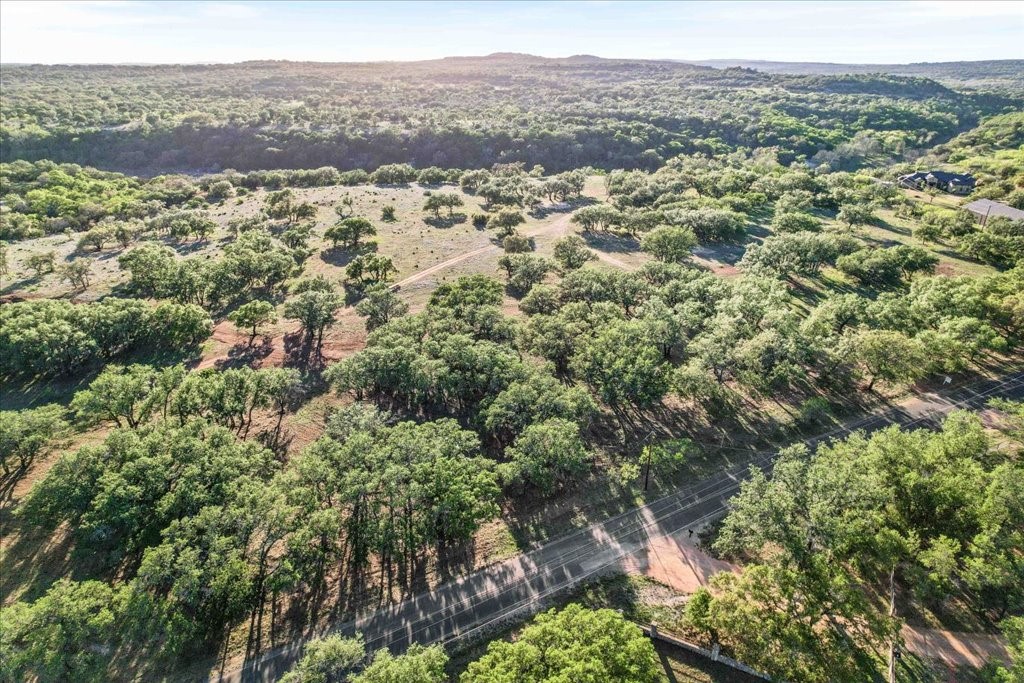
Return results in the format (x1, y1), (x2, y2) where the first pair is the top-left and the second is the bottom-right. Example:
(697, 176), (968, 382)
(902, 625), (1011, 668)
(390, 209), (621, 291)
(199, 210), (626, 369)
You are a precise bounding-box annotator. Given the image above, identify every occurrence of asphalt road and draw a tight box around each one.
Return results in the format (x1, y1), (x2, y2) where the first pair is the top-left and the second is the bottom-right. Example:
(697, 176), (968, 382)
(216, 370), (1024, 682)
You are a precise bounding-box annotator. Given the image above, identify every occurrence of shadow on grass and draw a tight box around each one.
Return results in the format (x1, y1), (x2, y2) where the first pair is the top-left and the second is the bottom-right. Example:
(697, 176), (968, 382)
(320, 242), (377, 267)
(529, 196), (597, 219)
(0, 276), (42, 296)
(872, 218), (912, 237)
(582, 231), (641, 254)
(423, 213), (468, 229)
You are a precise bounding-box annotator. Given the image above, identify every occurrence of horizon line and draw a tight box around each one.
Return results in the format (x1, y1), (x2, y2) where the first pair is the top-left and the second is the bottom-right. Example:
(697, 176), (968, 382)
(3, 53), (1022, 68)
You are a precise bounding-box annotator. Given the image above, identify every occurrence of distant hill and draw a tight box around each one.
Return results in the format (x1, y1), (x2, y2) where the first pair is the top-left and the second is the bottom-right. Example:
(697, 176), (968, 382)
(688, 59), (1024, 88)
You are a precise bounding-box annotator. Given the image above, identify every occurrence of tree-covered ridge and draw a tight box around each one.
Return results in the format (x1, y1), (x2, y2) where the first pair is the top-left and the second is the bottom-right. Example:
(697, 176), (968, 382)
(941, 112), (1024, 157)
(2, 56), (1018, 174)
(691, 59), (1024, 89)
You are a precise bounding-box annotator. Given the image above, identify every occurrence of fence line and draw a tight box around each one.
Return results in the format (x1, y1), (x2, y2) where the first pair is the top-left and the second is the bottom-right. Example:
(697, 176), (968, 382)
(641, 624), (773, 681)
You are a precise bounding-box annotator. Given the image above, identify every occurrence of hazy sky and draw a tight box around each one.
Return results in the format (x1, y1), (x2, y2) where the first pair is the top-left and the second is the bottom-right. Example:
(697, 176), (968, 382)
(2, 0), (1021, 65)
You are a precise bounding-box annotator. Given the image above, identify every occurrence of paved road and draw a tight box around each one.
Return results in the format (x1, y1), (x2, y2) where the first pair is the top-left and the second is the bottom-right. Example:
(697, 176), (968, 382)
(217, 371), (1024, 682)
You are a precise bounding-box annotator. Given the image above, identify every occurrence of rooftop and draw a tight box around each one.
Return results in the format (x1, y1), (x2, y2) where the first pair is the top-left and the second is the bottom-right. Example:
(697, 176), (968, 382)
(899, 170), (975, 185)
(963, 198), (1024, 221)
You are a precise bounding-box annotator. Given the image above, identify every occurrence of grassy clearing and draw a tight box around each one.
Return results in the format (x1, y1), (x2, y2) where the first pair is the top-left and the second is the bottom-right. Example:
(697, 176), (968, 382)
(0, 178), (626, 352)
(900, 187), (965, 210)
(865, 207), (997, 277)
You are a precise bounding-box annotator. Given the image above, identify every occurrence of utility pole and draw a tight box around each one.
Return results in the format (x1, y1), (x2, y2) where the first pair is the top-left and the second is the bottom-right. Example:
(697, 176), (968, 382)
(643, 444), (653, 491)
(639, 426), (657, 492)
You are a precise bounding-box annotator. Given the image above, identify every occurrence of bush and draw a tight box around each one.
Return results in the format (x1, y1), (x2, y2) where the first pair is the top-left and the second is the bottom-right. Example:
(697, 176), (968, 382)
(370, 163), (417, 185)
(502, 234), (533, 253)
(771, 211), (822, 234)
(796, 397), (833, 429)
(339, 169), (370, 185)
(206, 180), (234, 201)
(416, 166), (448, 185)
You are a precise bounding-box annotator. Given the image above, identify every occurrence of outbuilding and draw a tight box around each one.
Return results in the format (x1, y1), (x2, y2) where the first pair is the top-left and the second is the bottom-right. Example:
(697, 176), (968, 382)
(963, 198), (1024, 225)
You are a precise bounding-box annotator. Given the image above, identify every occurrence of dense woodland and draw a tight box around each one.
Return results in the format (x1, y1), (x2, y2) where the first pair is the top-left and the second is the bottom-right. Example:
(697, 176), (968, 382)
(1, 55), (1023, 683)
(3, 56), (1022, 174)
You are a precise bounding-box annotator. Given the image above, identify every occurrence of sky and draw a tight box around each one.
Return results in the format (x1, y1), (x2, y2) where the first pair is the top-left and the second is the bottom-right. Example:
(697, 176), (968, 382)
(1, 0), (1022, 65)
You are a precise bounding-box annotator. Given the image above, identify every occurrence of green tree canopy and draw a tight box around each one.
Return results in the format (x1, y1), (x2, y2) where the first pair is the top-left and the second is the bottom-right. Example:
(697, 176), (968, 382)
(461, 604), (659, 683)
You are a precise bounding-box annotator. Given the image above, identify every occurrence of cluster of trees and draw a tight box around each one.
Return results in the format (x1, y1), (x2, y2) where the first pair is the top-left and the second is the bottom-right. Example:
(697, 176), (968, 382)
(345, 254), (397, 287)
(835, 244), (939, 286)
(422, 192), (464, 218)
(910, 204), (1023, 269)
(686, 405), (1024, 681)
(6, 420), (282, 667)
(462, 604), (659, 682)
(742, 228), (940, 289)
(146, 209), (217, 241)
(740, 232), (860, 279)
(534, 258), (1018, 404)
(278, 634), (446, 683)
(266, 189), (317, 224)
(958, 215), (1024, 269)
(497, 253), (554, 295)
(5, 57), (1011, 175)
(590, 149), (1023, 278)
(272, 602), (658, 683)
(328, 255), (1020, 503)
(325, 216), (375, 250)
(0, 404), (69, 476)
(119, 228), (298, 310)
(0, 159), (200, 239)
(287, 411), (501, 588)
(68, 363), (299, 436)
(328, 275), (597, 493)
(935, 111), (1024, 204)
(0, 298), (212, 377)
(0, 365), (510, 678)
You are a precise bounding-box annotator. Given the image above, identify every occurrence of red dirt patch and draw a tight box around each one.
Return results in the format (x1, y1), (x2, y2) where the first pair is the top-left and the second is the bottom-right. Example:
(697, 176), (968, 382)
(622, 530), (737, 593)
(198, 309), (368, 371)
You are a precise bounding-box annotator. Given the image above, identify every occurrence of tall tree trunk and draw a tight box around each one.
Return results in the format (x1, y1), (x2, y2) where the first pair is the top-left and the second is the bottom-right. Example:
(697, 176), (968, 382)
(888, 565), (897, 683)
